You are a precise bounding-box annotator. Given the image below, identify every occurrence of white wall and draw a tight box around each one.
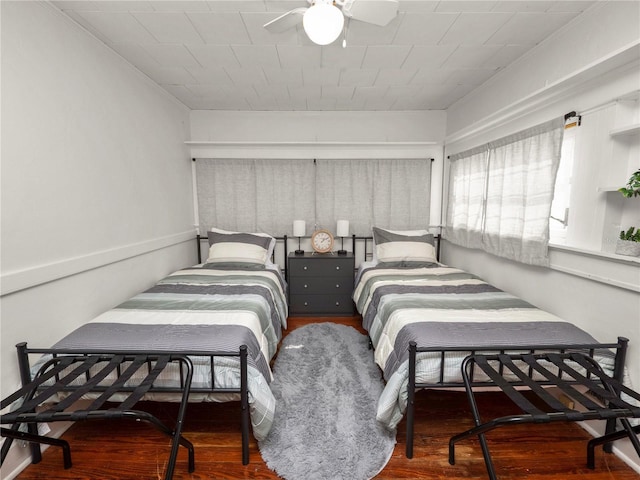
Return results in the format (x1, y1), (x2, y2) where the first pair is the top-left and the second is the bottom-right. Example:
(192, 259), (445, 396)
(1, 3), (193, 473)
(442, 1), (640, 470)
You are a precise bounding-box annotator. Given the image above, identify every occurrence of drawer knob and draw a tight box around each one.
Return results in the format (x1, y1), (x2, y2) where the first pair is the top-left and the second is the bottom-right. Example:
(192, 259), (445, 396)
(336, 284), (340, 288)
(336, 266), (340, 270)
(303, 266), (308, 270)
(304, 302), (308, 306)
(335, 302), (340, 306)
(304, 284), (308, 288)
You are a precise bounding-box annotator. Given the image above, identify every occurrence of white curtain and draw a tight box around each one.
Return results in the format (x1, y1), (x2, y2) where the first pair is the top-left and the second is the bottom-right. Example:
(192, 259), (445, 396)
(315, 159), (431, 236)
(196, 158), (431, 237)
(445, 118), (564, 266)
(444, 146), (488, 250)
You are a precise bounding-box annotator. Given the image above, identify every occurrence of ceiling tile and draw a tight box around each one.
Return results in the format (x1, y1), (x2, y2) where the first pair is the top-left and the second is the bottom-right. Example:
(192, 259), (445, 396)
(109, 43), (161, 68)
(142, 44), (201, 67)
(75, 12), (158, 43)
(186, 45), (241, 68)
(253, 84), (291, 100)
(232, 45), (280, 67)
(53, 1), (154, 12)
(362, 45), (412, 68)
(441, 45), (504, 69)
(302, 68), (341, 86)
(322, 45), (367, 69)
(491, 1), (556, 13)
(187, 12), (252, 44)
(204, 1), (266, 13)
(225, 66), (269, 85)
(374, 68), (418, 86)
(547, 1), (596, 13)
(402, 44), (457, 69)
(487, 12), (577, 45)
(353, 85), (389, 102)
(133, 12), (205, 44)
(435, 1), (498, 13)
(484, 45), (531, 68)
(184, 66), (233, 84)
(150, 1), (211, 12)
(262, 67), (304, 86)
(277, 45), (322, 69)
(393, 12), (458, 45)
(142, 65), (197, 84)
(411, 68), (455, 85)
(445, 68), (498, 85)
(397, 1), (439, 13)
(322, 85), (356, 100)
(439, 12), (513, 45)
(339, 69), (379, 87)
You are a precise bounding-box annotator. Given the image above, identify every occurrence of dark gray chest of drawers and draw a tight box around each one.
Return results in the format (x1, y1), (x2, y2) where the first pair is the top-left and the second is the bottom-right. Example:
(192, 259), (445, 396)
(288, 253), (355, 316)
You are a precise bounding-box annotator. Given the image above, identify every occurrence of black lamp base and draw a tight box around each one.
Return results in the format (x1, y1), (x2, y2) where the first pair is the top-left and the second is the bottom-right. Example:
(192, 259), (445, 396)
(337, 250), (347, 255)
(295, 249), (304, 255)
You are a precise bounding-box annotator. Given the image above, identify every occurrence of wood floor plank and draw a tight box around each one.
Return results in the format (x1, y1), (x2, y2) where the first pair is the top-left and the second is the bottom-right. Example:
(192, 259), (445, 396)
(12, 316), (640, 479)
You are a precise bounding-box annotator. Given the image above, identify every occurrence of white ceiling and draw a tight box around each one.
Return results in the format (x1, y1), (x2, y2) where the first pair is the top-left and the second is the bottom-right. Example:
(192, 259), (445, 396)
(52, 0), (596, 111)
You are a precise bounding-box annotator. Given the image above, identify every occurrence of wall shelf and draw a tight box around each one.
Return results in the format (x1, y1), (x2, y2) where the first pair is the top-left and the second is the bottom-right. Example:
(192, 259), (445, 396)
(609, 123), (640, 138)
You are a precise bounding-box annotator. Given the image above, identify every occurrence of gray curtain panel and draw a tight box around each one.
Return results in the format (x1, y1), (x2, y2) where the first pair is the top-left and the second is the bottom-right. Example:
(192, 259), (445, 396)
(315, 159), (431, 236)
(195, 158), (431, 237)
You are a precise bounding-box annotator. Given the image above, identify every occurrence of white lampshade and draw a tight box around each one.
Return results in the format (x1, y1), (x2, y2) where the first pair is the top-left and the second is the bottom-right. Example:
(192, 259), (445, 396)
(293, 220), (306, 237)
(336, 220), (349, 237)
(303, 1), (344, 46)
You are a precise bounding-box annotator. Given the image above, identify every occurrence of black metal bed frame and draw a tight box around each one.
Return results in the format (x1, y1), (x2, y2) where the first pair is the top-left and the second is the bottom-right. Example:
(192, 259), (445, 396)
(405, 337), (633, 462)
(2, 342), (253, 470)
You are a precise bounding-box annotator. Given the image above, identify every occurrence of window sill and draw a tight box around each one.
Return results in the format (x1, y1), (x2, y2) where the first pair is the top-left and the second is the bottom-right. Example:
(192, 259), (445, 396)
(548, 243), (640, 292)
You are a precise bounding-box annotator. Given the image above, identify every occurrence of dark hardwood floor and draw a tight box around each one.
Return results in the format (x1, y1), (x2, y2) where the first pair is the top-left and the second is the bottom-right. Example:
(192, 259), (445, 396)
(14, 316), (640, 479)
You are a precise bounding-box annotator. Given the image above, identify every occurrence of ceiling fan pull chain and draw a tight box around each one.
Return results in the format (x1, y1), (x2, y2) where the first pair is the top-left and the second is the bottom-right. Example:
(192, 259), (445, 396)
(342, 17), (350, 48)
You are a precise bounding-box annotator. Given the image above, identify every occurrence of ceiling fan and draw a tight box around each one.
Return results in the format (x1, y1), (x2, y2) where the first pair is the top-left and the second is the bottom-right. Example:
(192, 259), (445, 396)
(263, 0), (399, 46)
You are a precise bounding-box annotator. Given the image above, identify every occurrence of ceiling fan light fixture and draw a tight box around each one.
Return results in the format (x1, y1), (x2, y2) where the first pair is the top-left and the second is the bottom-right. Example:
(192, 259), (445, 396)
(303, 1), (345, 46)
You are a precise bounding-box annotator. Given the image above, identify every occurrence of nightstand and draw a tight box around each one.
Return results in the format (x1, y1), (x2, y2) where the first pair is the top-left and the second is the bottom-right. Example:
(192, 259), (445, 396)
(288, 253), (355, 316)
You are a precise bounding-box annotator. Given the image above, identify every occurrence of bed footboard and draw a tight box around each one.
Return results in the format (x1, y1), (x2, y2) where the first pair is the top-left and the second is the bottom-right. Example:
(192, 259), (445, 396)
(405, 337), (630, 459)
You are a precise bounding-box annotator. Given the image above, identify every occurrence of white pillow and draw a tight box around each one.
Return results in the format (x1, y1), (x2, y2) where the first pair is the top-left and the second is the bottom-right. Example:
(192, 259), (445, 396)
(207, 230), (273, 265)
(372, 227), (436, 263)
(210, 227), (276, 264)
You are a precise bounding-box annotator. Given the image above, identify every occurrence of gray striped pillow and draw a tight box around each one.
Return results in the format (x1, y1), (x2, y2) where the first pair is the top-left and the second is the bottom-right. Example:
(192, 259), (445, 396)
(372, 227), (436, 263)
(207, 231), (272, 265)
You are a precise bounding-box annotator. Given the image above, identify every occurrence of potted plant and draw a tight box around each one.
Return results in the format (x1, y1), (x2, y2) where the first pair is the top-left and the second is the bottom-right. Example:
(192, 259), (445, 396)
(616, 227), (640, 256)
(618, 169), (640, 197)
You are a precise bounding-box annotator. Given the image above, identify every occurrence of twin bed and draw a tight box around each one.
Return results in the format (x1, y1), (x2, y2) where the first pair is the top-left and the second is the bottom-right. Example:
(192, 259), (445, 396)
(2, 228), (288, 469)
(352, 227), (634, 461)
(4, 226), (636, 476)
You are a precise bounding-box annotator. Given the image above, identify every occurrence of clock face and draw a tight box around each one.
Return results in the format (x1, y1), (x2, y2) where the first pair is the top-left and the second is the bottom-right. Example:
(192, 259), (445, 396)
(311, 229), (334, 253)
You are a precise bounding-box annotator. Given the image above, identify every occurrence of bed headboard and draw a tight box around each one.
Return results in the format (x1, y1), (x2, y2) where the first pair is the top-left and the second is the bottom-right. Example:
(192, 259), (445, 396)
(196, 234), (440, 281)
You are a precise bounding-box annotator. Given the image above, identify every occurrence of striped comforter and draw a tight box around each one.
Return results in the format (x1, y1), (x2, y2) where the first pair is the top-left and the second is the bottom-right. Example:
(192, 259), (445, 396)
(353, 262), (615, 430)
(48, 263), (288, 441)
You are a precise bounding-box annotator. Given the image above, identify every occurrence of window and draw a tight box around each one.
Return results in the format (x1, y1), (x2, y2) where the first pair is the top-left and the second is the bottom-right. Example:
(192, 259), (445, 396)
(445, 118), (564, 266)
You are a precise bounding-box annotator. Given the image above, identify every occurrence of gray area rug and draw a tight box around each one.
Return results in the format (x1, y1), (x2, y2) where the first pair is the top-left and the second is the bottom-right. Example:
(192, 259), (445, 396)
(258, 322), (396, 480)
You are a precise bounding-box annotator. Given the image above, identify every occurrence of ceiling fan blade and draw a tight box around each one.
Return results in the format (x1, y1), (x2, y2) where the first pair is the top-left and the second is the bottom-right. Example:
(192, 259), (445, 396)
(342, 0), (399, 27)
(263, 7), (307, 33)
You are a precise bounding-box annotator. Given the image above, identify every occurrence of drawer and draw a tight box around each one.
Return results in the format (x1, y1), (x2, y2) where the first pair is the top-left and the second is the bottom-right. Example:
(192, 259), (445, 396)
(288, 257), (354, 277)
(289, 276), (353, 295)
(289, 294), (354, 315)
